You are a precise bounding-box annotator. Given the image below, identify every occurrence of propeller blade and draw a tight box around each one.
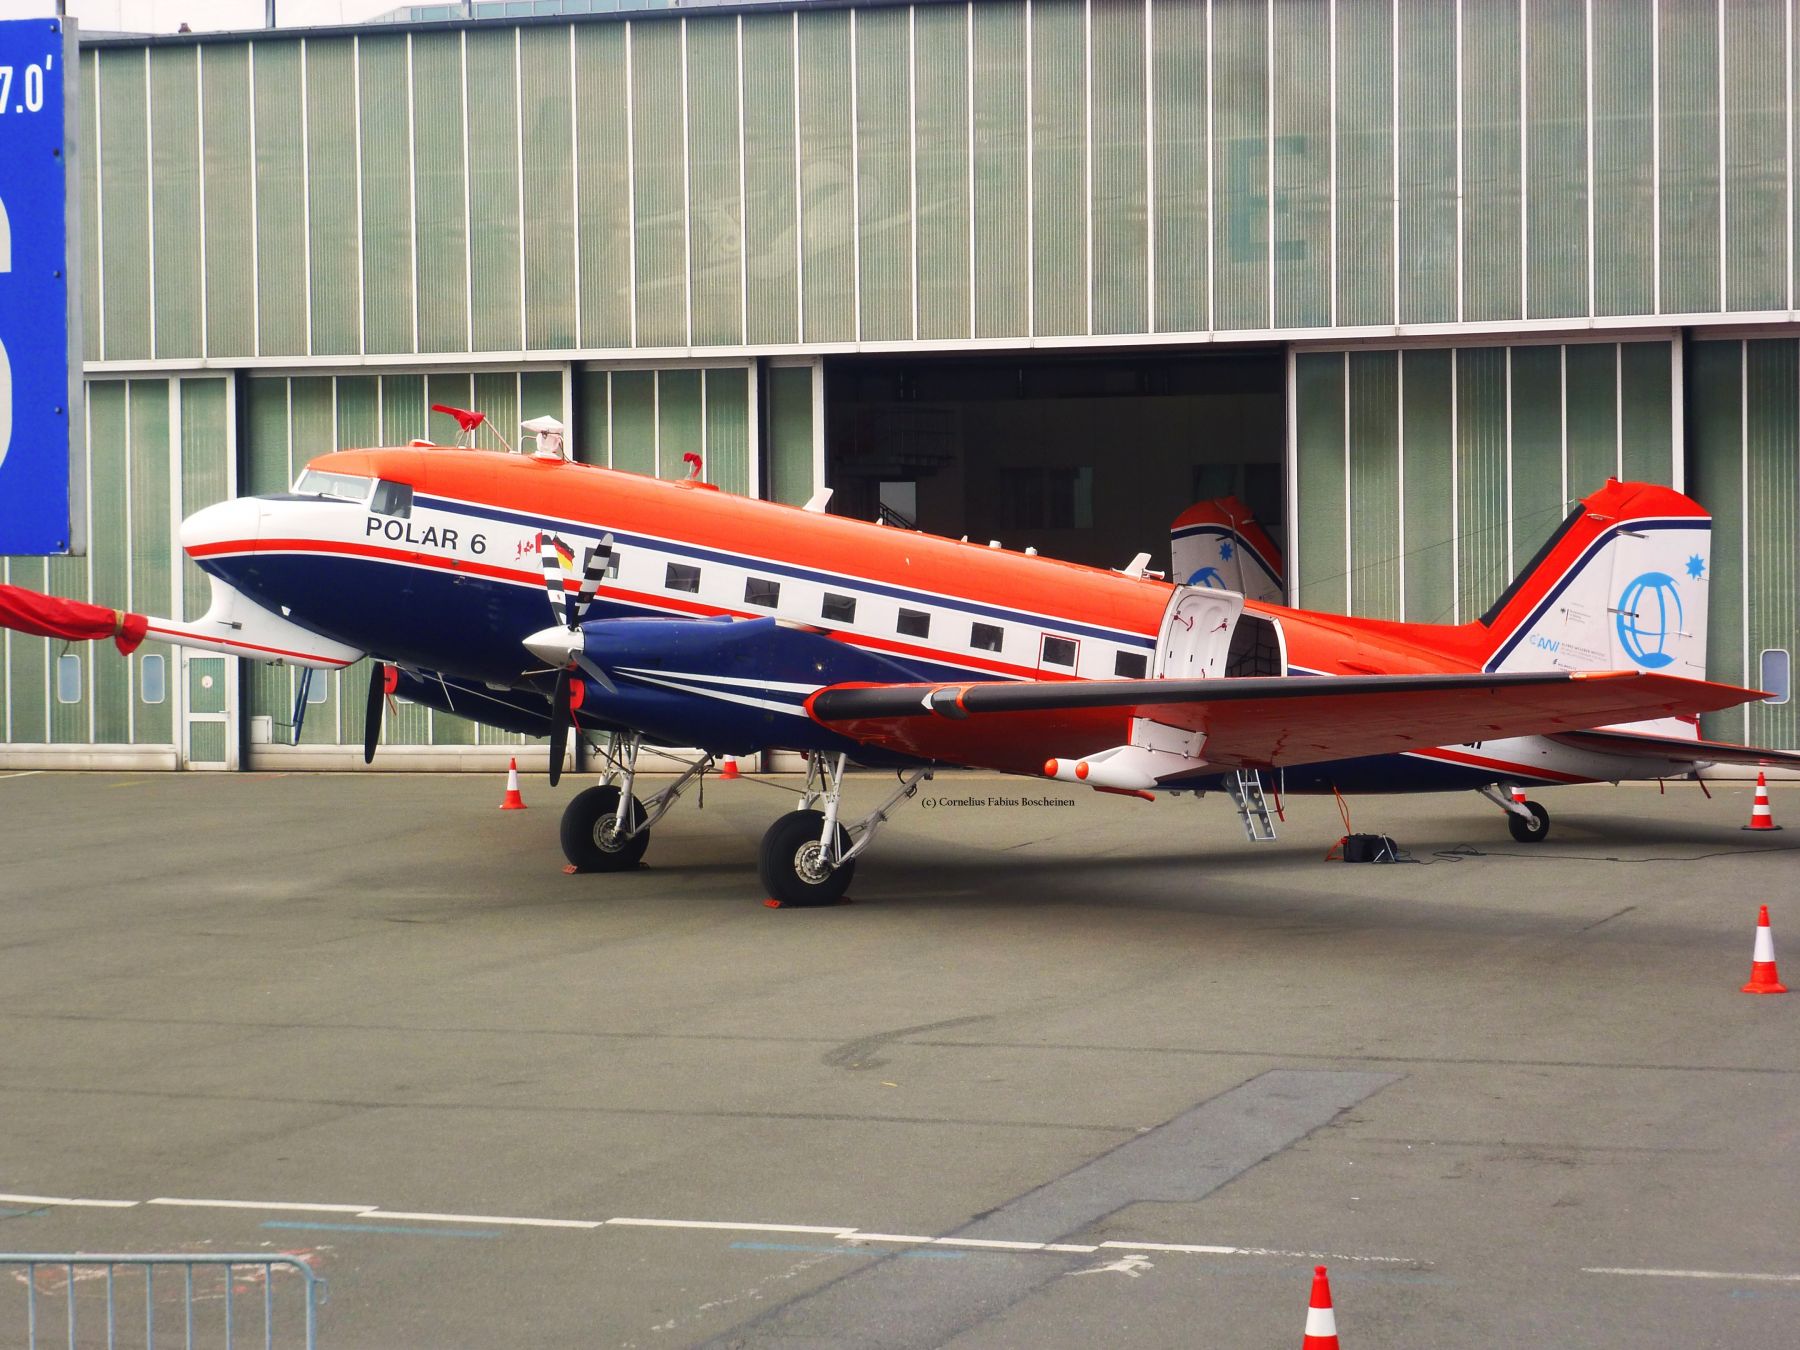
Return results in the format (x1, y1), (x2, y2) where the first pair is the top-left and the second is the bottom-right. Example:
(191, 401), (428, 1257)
(363, 662), (386, 763)
(548, 668), (571, 788)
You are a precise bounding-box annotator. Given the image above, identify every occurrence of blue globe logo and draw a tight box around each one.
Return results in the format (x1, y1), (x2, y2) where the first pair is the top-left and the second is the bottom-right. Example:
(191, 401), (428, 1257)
(1615, 572), (1683, 669)
(1187, 566), (1226, 588)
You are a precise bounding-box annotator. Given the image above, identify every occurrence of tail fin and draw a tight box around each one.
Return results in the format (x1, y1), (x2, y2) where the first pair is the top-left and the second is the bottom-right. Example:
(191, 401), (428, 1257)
(1170, 496), (1285, 604)
(1482, 479), (1711, 736)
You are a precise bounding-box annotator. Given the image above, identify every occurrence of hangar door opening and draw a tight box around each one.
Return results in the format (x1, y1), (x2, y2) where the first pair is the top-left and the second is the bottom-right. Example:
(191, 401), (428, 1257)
(823, 351), (1285, 579)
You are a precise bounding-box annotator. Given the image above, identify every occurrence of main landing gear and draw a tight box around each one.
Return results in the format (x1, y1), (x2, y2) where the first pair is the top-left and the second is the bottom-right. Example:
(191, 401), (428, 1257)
(758, 753), (933, 906)
(559, 731), (712, 872)
(1478, 783), (1551, 843)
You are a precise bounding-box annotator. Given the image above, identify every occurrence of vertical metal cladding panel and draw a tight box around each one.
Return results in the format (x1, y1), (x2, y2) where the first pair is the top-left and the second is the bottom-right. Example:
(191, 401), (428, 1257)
(1687, 339), (1744, 740)
(1346, 350), (1401, 618)
(766, 365), (815, 505)
(855, 8), (914, 341)
(1271, 0), (1328, 330)
(1396, 0), (1456, 324)
(466, 28), (524, 353)
(1591, 0), (1654, 317)
(1743, 339), (1798, 749)
(149, 47), (202, 360)
(1399, 350), (1454, 622)
(1460, 0), (1522, 323)
(687, 18), (746, 347)
(972, 1), (1030, 338)
(610, 370), (657, 475)
(411, 32), (471, 354)
(741, 15), (800, 345)
(1525, 0), (1588, 319)
(418, 373), (475, 747)
(1658, 0), (1721, 315)
(380, 373), (428, 445)
(1031, 0), (1088, 337)
(1151, 0), (1207, 332)
(1211, 0), (1269, 331)
(631, 21), (688, 348)
(242, 376), (291, 736)
(424, 373), (474, 449)
(198, 47), (253, 358)
(128, 380), (173, 747)
(180, 378), (230, 622)
(1454, 348), (1510, 619)
(1091, 0), (1149, 335)
(1294, 352), (1348, 614)
(359, 36), (415, 355)
(704, 368), (751, 496)
(79, 52), (99, 362)
(88, 383), (130, 743)
(335, 375), (380, 448)
(797, 11), (856, 342)
(98, 50), (151, 361)
(659, 369), (704, 479)
(305, 38), (362, 357)
(913, 3), (971, 341)
(47, 533), (85, 741)
(521, 369), (564, 423)
(1722, 0), (1787, 313)
(1618, 340), (1673, 484)
(252, 42), (308, 357)
(1563, 340), (1617, 498)
(1333, 0), (1394, 328)
(574, 23), (633, 349)
(520, 26), (577, 350)
(6, 554), (49, 742)
(575, 369), (611, 466)
(1508, 343), (1565, 566)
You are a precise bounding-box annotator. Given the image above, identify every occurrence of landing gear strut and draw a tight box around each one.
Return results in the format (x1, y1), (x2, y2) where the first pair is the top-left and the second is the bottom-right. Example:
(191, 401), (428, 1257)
(1478, 783), (1551, 843)
(559, 731), (714, 872)
(758, 754), (932, 906)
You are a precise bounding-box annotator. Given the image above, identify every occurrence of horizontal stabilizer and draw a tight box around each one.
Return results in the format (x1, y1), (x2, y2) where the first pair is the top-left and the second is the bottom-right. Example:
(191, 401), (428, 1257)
(1549, 726), (1800, 769)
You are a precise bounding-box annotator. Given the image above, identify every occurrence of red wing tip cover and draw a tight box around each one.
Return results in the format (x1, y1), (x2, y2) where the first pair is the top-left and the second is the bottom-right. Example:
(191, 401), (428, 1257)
(0, 583), (149, 655)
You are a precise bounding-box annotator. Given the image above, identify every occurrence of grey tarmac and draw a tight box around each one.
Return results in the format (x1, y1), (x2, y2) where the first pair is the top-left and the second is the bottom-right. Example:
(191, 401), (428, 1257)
(0, 769), (1795, 1348)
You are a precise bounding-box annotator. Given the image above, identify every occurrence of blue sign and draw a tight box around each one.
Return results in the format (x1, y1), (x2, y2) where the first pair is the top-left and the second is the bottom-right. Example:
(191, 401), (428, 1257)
(1616, 571), (1682, 670)
(0, 17), (79, 556)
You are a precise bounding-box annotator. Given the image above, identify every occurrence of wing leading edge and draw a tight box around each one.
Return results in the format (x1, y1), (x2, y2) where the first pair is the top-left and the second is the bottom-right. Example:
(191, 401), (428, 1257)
(806, 671), (1764, 778)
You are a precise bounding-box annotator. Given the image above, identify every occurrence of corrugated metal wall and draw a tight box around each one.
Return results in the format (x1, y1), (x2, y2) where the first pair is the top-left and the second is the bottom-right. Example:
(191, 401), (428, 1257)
(83, 0), (1800, 366)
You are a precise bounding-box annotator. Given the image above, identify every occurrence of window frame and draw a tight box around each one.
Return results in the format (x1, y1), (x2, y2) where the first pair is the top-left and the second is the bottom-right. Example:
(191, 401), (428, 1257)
(896, 607), (931, 639)
(1040, 634), (1079, 669)
(822, 592), (857, 624)
(744, 576), (781, 609)
(970, 622), (1005, 654)
(1115, 650), (1148, 679)
(665, 561), (702, 594)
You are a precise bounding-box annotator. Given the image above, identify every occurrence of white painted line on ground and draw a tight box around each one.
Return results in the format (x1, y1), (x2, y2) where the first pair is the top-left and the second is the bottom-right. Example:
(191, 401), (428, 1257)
(1584, 1267), (1800, 1283)
(0, 1194), (139, 1209)
(0, 771), (45, 779)
(369, 1210), (602, 1231)
(932, 1238), (1047, 1251)
(1100, 1240), (1240, 1255)
(147, 1197), (375, 1214)
(606, 1218), (852, 1236)
(840, 1233), (937, 1245)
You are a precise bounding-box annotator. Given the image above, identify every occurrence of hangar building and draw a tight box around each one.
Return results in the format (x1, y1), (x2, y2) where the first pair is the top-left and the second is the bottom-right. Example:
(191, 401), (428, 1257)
(1, 0), (1795, 768)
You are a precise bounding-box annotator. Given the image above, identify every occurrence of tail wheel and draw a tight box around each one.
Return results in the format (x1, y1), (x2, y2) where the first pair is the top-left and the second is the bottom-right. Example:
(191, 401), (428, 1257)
(759, 809), (855, 907)
(1507, 799), (1551, 844)
(562, 785), (650, 872)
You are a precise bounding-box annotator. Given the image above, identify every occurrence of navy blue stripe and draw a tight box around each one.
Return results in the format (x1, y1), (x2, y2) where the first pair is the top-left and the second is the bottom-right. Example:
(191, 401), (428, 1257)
(1169, 524), (1282, 582)
(417, 492), (1158, 649)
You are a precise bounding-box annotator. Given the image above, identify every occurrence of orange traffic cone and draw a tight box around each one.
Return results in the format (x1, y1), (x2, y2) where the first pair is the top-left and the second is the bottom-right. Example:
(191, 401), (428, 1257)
(1742, 772), (1781, 831)
(499, 756), (528, 811)
(1742, 905), (1788, 994)
(718, 754), (741, 781)
(1303, 1264), (1340, 1349)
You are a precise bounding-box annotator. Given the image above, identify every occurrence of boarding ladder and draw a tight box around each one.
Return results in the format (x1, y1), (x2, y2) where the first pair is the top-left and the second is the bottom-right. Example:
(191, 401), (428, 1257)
(1224, 769), (1278, 842)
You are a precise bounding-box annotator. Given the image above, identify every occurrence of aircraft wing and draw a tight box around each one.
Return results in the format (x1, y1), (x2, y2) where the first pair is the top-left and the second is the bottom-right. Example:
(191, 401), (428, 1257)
(806, 670), (1763, 777)
(1548, 726), (1800, 769)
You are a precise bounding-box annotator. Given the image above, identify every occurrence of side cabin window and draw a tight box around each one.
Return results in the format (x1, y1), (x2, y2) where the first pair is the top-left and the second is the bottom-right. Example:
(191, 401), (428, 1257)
(370, 480), (413, 518)
(897, 608), (931, 639)
(1040, 636), (1077, 669)
(666, 562), (701, 593)
(971, 622), (1004, 653)
(822, 593), (857, 623)
(1115, 651), (1148, 679)
(745, 577), (781, 608)
(1225, 613), (1283, 678)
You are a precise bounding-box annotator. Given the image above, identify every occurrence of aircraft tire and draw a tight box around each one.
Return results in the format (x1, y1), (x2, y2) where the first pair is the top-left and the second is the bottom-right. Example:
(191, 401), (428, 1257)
(562, 785), (650, 872)
(1507, 799), (1551, 844)
(759, 809), (855, 906)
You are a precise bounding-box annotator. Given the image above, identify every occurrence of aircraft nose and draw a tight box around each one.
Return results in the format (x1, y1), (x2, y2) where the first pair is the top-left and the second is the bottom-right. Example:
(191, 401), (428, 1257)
(179, 496), (261, 557)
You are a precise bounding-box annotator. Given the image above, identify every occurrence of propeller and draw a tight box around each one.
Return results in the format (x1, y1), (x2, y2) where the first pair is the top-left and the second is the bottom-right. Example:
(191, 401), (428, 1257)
(536, 532), (614, 786)
(363, 662), (398, 764)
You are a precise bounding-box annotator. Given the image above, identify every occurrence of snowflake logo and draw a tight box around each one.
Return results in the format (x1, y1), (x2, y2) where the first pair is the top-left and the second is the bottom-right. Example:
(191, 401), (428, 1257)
(1219, 540), (1234, 561)
(1685, 554), (1706, 580)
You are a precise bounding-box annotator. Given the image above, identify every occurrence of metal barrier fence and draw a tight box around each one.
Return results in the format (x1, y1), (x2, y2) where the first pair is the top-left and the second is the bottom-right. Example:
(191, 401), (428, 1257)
(1, 1253), (325, 1349)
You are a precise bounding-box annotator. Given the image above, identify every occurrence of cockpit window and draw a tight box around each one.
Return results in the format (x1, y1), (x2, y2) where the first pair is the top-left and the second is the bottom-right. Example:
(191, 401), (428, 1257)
(293, 469), (375, 503)
(371, 480), (414, 518)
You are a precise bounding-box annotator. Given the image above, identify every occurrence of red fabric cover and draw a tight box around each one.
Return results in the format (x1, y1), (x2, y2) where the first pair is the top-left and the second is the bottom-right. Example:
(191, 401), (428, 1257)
(0, 583), (150, 655)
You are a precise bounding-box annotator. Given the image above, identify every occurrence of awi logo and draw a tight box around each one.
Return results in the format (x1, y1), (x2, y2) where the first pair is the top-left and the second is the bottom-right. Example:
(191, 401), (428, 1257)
(1615, 572), (1683, 669)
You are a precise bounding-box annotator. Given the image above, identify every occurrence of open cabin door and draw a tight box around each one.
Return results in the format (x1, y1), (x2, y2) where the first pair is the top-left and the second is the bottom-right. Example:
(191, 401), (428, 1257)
(1153, 586), (1244, 679)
